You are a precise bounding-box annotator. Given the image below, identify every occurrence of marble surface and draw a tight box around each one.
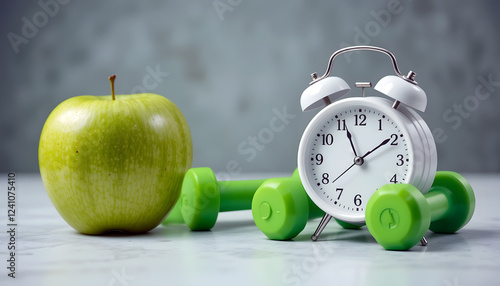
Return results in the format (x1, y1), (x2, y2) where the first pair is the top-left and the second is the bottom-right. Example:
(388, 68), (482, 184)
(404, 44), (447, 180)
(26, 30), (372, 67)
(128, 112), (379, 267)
(1, 173), (499, 286)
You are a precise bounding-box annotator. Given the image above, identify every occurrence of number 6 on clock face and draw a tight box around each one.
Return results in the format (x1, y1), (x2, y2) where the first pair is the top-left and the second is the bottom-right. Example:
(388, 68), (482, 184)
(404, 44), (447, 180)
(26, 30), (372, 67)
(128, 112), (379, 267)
(298, 97), (436, 224)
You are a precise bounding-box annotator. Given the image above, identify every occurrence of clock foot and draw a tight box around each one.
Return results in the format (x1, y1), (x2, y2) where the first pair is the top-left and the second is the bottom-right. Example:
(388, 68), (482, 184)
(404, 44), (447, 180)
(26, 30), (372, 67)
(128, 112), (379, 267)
(420, 237), (428, 246)
(311, 214), (332, 241)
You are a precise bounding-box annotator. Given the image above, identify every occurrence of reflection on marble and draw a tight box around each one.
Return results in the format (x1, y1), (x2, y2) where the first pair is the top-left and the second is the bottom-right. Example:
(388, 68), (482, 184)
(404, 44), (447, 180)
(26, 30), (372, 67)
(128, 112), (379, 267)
(1, 173), (499, 285)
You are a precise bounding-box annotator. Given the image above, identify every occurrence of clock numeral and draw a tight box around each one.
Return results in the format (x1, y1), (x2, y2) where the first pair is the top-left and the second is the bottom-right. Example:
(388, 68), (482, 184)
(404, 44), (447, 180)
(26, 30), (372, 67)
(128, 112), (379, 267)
(390, 133), (398, 145)
(354, 114), (366, 126)
(354, 194), (362, 206)
(321, 134), (334, 145)
(336, 188), (343, 200)
(396, 154), (404, 166)
(322, 173), (329, 184)
(390, 174), (398, 184)
(378, 119), (382, 131)
(315, 154), (324, 165)
(337, 119), (346, 131)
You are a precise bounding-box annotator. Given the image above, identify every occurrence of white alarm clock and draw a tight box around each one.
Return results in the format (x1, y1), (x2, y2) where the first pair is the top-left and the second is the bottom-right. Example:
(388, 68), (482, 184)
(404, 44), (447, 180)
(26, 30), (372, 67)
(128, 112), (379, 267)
(297, 46), (437, 241)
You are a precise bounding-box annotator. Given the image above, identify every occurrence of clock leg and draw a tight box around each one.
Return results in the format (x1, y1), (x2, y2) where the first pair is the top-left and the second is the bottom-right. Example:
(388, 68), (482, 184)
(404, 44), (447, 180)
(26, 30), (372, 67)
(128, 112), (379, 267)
(311, 214), (332, 241)
(420, 237), (428, 246)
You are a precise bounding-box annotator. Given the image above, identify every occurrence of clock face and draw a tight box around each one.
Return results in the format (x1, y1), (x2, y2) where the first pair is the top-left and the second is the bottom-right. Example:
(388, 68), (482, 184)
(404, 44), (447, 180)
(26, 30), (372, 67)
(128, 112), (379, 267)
(298, 97), (416, 223)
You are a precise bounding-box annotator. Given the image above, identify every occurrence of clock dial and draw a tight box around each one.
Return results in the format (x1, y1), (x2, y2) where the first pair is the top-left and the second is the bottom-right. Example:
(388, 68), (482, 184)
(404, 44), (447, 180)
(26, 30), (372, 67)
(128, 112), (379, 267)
(299, 99), (415, 223)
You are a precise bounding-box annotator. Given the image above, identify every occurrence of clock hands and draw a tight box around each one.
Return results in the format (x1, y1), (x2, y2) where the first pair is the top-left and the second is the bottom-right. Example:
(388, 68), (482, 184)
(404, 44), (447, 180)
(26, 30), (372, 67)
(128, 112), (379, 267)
(345, 125), (358, 157)
(360, 138), (391, 159)
(329, 137), (391, 186)
(330, 162), (356, 185)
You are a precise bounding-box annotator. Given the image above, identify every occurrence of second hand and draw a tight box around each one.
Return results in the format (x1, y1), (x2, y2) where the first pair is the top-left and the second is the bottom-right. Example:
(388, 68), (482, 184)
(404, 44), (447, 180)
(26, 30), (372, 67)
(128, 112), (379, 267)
(330, 162), (356, 185)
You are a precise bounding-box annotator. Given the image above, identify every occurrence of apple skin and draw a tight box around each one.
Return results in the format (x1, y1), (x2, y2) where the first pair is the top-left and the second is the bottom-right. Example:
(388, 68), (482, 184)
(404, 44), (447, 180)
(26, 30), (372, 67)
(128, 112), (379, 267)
(39, 93), (192, 234)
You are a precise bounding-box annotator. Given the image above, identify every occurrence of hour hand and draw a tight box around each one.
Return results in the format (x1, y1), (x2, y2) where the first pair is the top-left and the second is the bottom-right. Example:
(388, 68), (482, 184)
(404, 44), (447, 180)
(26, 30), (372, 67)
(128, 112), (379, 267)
(345, 125), (358, 157)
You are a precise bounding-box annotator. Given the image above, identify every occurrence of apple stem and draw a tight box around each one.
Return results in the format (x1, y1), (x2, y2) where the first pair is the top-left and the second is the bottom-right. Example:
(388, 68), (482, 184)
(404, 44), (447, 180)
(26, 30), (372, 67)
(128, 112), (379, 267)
(108, 75), (116, 101)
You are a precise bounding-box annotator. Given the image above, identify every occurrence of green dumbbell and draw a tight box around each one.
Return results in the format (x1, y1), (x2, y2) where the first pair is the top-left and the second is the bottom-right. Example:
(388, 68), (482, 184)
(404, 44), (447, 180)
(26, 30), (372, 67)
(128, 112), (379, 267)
(164, 167), (295, 231)
(252, 170), (361, 240)
(366, 171), (475, 251)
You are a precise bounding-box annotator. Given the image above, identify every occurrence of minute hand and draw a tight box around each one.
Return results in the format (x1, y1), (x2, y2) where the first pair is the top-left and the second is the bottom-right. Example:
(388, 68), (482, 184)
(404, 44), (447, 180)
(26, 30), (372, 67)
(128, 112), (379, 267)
(361, 138), (390, 159)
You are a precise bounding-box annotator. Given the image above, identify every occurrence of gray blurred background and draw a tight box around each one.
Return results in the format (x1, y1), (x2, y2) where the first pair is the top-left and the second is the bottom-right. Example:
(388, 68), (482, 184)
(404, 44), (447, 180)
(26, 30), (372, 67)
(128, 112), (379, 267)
(1, 0), (499, 174)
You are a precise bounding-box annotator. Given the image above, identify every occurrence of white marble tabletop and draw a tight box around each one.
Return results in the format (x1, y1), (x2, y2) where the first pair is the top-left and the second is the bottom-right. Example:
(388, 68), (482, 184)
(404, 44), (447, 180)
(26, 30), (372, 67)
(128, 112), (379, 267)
(1, 173), (499, 286)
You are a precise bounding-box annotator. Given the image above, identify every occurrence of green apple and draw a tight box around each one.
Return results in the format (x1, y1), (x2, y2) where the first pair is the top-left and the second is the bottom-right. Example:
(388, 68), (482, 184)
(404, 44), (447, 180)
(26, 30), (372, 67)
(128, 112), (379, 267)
(39, 75), (192, 234)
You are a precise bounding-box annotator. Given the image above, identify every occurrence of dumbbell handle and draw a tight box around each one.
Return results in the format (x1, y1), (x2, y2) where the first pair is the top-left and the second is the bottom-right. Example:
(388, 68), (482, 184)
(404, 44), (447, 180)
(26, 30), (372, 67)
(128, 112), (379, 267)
(218, 179), (268, 212)
(162, 178), (276, 225)
(166, 167), (297, 231)
(306, 197), (325, 219)
(425, 187), (451, 221)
